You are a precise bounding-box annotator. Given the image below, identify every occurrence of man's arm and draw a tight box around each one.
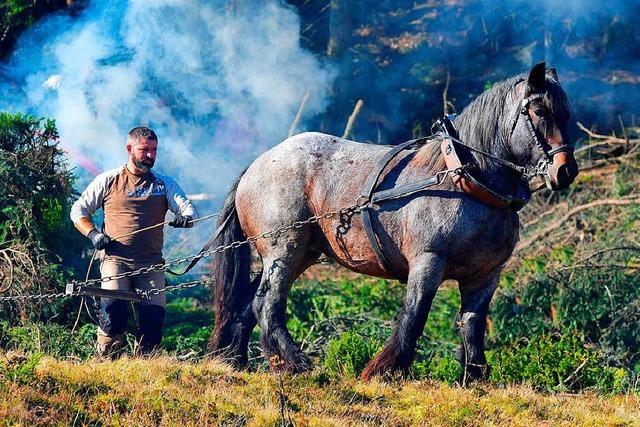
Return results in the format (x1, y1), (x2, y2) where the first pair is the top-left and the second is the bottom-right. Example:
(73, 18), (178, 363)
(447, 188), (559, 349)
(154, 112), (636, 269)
(70, 169), (119, 247)
(164, 176), (199, 227)
(74, 217), (97, 237)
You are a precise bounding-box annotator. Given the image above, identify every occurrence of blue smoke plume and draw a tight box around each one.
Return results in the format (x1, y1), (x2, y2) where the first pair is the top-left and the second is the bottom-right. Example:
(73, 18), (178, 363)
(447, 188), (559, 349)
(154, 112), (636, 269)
(0, 0), (335, 197)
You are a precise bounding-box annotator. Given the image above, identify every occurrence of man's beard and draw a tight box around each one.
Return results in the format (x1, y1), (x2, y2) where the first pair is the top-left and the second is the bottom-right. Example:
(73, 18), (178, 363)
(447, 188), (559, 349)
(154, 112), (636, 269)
(134, 158), (154, 173)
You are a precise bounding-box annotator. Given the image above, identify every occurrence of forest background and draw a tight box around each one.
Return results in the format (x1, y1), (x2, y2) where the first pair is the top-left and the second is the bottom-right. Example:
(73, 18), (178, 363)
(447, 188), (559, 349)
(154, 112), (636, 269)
(0, 0), (639, 425)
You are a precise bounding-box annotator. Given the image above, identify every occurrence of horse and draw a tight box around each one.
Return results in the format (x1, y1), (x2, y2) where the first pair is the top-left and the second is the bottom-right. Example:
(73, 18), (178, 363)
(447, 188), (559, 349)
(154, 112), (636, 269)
(207, 62), (579, 382)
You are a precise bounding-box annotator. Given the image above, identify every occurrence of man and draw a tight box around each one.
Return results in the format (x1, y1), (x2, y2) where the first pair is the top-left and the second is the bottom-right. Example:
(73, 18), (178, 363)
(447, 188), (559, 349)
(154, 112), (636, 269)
(70, 126), (198, 357)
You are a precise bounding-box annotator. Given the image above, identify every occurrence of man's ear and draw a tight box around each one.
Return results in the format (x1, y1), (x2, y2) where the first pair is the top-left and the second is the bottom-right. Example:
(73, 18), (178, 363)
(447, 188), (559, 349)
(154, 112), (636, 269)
(126, 143), (133, 155)
(527, 61), (546, 94)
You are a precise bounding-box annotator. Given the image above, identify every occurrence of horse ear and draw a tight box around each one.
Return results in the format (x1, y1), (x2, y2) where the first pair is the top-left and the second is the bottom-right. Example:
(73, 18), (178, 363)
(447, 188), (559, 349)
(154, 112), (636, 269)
(527, 62), (546, 94)
(546, 67), (559, 82)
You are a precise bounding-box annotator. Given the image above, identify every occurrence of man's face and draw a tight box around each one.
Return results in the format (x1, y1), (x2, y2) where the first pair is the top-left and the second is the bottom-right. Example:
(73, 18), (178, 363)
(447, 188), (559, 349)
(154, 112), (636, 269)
(127, 137), (158, 172)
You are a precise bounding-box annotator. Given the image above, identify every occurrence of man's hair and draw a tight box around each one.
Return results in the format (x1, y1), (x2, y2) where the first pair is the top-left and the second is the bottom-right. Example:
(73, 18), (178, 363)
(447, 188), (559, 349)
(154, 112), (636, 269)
(127, 126), (158, 145)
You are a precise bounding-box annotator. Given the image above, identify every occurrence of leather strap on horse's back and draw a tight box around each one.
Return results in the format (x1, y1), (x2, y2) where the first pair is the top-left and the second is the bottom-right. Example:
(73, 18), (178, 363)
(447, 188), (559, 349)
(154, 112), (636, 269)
(360, 137), (428, 283)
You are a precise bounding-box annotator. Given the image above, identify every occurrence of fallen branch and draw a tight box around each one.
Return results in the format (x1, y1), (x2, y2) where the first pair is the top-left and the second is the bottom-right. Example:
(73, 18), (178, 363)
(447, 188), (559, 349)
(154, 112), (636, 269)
(342, 99), (364, 139)
(515, 197), (640, 252)
(558, 263), (640, 271)
(562, 358), (589, 388)
(575, 121), (638, 156)
(288, 91), (310, 137)
(576, 122), (630, 143)
(576, 246), (640, 263)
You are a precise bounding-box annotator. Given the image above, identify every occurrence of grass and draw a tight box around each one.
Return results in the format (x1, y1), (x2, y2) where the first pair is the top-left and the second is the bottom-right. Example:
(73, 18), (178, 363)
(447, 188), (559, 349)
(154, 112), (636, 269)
(0, 352), (639, 426)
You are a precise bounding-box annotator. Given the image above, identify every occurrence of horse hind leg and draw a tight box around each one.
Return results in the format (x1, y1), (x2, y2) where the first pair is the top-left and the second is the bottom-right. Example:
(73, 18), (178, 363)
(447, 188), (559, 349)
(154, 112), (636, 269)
(456, 272), (499, 385)
(361, 253), (446, 380)
(253, 238), (319, 373)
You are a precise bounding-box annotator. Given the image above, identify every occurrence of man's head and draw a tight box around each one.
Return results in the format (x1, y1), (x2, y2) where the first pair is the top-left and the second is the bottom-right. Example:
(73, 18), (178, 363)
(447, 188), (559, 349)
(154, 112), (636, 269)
(127, 126), (158, 173)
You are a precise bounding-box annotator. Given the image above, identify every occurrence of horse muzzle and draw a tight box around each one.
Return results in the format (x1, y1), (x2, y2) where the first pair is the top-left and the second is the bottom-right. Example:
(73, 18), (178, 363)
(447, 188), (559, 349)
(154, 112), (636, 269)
(541, 148), (579, 191)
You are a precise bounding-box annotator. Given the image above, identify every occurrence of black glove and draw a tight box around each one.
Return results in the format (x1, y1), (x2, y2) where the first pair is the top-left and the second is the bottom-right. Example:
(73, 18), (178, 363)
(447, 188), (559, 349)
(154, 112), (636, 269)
(169, 215), (193, 228)
(87, 229), (111, 250)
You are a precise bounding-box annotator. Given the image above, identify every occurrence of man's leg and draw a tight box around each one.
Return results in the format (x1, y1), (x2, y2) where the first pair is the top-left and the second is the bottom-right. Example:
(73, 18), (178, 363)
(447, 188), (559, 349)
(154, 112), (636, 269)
(98, 258), (131, 358)
(134, 268), (166, 355)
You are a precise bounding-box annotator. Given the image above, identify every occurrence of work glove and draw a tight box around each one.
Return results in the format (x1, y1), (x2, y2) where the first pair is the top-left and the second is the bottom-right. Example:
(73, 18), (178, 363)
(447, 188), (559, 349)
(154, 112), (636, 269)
(87, 229), (111, 250)
(169, 214), (193, 228)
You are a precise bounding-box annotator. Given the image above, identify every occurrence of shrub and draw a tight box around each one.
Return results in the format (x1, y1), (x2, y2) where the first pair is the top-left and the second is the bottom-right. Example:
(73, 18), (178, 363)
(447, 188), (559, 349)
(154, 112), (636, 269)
(0, 112), (85, 323)
(0, 320), (96, 359)
(488, 332), (628, 393)
(163, 297), (214, 355)
(324, 331), (381, 378)
(0, 352), (42, 385)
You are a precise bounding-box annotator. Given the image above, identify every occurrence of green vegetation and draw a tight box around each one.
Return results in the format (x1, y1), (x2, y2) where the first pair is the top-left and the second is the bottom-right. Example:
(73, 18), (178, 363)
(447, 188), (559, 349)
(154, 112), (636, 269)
(0, 0), (75, 58)
(0, 112), (85, 322)
(324, 331), (381, 378)
(1, 115), (639, 423)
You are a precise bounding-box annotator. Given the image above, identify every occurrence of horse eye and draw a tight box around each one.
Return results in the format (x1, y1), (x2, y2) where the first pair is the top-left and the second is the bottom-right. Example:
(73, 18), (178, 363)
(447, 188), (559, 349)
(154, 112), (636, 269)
(533, 108), (546, 117)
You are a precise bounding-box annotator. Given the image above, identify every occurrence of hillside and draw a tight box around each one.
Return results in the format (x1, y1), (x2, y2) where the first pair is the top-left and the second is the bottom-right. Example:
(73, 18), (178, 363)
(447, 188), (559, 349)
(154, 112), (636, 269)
(1, 355), (639, 426)
(0, 123), (639, 425)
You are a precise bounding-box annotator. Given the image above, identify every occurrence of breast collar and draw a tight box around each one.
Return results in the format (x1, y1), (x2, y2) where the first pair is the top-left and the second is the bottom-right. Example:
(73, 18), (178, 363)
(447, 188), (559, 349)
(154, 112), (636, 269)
(438, 115), (531, 210)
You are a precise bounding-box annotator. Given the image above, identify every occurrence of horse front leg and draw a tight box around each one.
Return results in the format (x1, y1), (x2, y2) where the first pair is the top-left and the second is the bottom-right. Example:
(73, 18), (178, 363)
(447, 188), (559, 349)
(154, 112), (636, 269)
(254, 252), (315, 373)
(361, 253), (445, 380)
(456, 272), (499, 385)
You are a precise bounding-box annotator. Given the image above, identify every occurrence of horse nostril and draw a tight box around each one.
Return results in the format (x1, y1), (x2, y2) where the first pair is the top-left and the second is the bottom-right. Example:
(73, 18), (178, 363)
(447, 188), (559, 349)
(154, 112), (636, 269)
(555, 164), (574, 188)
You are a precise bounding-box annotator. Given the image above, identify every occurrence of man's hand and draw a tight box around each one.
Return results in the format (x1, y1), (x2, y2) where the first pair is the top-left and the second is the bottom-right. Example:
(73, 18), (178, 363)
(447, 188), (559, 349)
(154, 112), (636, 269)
(169, 215), (193, 228)
(87, 229), (111, 250)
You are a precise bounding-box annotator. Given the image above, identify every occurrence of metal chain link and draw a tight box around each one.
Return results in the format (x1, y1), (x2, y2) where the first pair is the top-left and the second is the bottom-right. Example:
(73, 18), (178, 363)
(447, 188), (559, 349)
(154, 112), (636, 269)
(67, 202), (366, 288)
(0, 203), (367, 302)
(0, 292), (68, 302)
(142, 278), (216, 298)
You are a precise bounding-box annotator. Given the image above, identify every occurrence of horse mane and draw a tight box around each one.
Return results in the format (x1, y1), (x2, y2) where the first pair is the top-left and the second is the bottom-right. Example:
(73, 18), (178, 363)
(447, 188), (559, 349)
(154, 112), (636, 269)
(455, 75), (523, 162)
(454, 73), (571, 167)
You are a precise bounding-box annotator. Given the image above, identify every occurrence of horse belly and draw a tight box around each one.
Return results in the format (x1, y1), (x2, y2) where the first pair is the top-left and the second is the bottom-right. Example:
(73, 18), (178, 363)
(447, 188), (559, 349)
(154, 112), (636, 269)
(313, 213), (398, 279)
(444, 211), (519, 282)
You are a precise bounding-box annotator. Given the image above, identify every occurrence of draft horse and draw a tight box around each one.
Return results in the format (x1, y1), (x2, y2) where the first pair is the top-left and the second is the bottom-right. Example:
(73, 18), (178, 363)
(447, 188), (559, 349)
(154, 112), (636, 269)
(208, 62), (578, 381)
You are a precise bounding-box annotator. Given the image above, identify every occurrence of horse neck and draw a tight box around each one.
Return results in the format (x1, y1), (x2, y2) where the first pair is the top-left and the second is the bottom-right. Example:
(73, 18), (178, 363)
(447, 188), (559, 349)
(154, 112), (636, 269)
(454, 99), (522, 195)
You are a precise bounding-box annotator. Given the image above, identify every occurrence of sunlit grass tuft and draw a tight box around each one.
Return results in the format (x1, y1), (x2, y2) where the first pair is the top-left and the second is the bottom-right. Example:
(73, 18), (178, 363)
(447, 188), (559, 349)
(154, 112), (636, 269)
(1, 353), (638, 426)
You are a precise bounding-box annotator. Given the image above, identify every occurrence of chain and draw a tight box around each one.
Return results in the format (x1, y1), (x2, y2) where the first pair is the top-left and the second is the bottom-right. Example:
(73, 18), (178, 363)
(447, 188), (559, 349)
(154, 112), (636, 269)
(64, 203), (366, 288)
(142, 278), (216, 298)
(0, 203), (366, 302)
(0, 291), (68, 302)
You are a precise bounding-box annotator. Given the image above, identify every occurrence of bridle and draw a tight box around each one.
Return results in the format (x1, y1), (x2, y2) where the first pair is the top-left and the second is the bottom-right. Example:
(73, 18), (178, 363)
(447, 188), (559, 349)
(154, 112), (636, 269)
(439, 81), (573, 188)
(507, 83), (574, 186)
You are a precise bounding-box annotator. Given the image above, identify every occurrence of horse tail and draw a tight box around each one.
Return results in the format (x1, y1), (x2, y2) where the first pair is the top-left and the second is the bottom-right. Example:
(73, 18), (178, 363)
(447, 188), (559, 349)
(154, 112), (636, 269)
(209, 169), (261, 367)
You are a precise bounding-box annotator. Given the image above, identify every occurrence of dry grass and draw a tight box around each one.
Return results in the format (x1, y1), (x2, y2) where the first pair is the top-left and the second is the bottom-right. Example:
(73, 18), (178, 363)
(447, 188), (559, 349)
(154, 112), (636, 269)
(1, 353), (638, 426)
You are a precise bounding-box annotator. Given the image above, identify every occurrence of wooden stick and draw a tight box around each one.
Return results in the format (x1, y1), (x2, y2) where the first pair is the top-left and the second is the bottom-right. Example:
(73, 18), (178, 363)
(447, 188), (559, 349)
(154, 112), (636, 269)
(515, 197), (640, 252)
(288, 91), (310, 137)
(576, 122), (629, 143)
(443, 69), (451, 115)
(342, 99), (364, 139)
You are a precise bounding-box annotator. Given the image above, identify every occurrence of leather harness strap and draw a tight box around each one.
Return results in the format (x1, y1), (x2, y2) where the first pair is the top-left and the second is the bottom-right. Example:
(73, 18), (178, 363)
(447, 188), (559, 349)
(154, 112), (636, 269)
(358, 115), (533, 282)
(438, 117), (530, 210)
(359, 137), (430, 283)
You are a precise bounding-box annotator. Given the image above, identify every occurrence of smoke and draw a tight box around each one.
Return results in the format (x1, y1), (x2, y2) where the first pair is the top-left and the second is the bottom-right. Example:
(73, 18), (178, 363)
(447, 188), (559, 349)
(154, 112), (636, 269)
(0, 0), (335, 198)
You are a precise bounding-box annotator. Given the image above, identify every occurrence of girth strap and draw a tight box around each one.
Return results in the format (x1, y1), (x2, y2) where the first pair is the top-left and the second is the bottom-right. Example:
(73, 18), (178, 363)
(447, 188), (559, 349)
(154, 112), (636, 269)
(359, 136), (430, 283)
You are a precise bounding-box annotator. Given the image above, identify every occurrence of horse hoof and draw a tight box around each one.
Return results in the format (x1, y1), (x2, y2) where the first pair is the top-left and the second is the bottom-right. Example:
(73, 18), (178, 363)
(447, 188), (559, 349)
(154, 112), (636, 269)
(269, 351), (312, 374)
(459, 363), (491, 386)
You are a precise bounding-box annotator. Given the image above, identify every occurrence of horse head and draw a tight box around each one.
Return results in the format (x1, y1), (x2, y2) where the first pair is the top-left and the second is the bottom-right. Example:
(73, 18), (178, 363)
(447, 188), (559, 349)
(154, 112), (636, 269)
(508, 62), (579, 191)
